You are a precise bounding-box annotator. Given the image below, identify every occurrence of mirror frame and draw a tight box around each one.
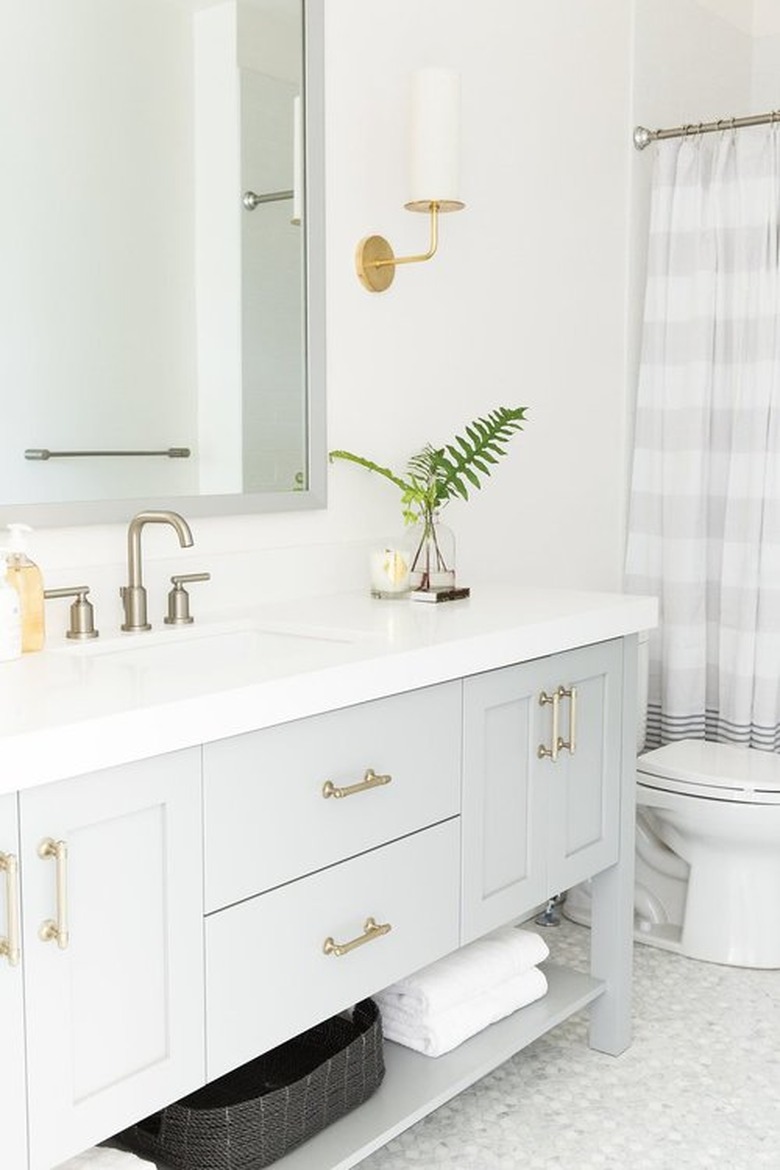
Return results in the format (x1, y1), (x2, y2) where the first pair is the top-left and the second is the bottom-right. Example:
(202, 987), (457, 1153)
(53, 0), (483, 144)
(0, 0), (325, 529)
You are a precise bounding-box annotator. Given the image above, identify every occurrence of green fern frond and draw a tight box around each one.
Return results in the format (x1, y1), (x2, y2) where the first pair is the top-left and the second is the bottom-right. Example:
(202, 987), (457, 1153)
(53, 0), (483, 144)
(420, 406), (527, 505)
(328, 449), (411, 494)
(329, 406), (527, 524)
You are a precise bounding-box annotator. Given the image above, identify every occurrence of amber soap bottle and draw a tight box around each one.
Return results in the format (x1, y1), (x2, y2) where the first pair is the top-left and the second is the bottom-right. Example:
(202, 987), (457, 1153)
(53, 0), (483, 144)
(5, 523), (45, 652)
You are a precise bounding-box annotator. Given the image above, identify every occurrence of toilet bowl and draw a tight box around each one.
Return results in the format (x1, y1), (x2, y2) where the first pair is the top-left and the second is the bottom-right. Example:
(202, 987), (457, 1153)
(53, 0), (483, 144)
(635, 740), (780, 967)
(564, 634), (780, 968)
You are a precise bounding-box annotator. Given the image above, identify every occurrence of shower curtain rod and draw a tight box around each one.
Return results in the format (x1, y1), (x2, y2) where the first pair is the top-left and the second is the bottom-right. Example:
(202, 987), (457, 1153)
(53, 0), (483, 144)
(633, 108), (780, 150)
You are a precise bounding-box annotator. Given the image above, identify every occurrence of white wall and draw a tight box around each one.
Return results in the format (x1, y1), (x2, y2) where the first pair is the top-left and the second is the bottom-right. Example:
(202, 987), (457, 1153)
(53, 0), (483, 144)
(752, 0), (780, 36)
(21, 0), (770, 637)
(751, 3), (780, 109)
(29, 0), (639, 634)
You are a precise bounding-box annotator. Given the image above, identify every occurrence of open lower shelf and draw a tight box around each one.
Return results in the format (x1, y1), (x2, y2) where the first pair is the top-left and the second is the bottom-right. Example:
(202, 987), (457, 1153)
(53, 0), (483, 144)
(272, 962), (604, 1170)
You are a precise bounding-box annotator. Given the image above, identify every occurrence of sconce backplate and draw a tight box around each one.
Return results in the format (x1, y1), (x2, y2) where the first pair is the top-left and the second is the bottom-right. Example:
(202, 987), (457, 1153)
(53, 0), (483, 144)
(356, 235), (396, 293)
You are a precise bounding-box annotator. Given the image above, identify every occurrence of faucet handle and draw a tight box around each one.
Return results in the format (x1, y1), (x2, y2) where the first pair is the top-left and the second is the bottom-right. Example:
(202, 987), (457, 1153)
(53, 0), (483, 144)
(164, 573), (211, 626)
(44, 586), (99, 641)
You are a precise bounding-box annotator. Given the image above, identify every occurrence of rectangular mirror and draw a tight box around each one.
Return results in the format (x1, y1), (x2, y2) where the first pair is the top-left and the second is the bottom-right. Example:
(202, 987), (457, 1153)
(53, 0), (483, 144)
(0, 0), (325, 527)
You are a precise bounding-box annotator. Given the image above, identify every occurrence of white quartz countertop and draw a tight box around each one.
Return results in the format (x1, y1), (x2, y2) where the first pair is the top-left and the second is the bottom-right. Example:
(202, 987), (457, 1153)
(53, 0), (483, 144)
(0, 585), (657, 792)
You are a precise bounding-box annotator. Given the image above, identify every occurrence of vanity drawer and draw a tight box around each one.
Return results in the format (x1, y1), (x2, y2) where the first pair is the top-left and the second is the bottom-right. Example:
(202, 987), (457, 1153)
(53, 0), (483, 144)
(203, 681), (461, 912)
(205, 817), (460, 1079)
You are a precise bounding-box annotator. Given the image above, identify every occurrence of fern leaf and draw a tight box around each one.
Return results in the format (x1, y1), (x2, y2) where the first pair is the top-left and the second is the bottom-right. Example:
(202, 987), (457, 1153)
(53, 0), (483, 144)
(330, 407), (527, 521)
(425, 406), (526, 505)
(329, 449), (410, 494)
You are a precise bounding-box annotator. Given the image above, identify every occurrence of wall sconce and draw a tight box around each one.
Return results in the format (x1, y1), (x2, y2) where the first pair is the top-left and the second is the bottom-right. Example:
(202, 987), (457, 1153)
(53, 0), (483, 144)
(356, 68), (465, 293)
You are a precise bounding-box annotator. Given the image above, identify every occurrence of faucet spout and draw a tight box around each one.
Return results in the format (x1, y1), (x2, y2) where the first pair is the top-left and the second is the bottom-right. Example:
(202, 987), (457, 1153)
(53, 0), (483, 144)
(121, 510), (194, 632)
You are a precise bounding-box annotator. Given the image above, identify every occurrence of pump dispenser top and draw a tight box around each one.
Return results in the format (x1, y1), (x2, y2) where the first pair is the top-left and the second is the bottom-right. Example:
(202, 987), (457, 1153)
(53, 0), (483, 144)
(7, 523), (33, 553)
(5, 523), (45, 652)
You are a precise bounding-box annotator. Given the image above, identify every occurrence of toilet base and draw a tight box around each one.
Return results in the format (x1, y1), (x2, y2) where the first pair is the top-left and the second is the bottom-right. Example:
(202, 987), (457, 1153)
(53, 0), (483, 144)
(563, 892), (685, 955)
(634, 920), (682, 954)
(639, 790), (780, 968)
(564, 877), (780, 968)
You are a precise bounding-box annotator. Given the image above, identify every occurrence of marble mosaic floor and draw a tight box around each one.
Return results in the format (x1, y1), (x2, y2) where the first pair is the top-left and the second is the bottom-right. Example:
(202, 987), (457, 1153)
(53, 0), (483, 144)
(359, 919), (780, 1170)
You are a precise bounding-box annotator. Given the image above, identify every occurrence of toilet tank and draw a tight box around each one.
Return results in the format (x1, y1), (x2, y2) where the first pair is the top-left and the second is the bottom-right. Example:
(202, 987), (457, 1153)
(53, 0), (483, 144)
(636, 630), (650, 753)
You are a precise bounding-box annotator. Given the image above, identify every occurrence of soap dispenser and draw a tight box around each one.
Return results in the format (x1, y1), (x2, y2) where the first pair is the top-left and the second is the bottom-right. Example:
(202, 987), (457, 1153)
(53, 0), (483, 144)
(0, 553), (22, 662)
(5, 523), (45, 652)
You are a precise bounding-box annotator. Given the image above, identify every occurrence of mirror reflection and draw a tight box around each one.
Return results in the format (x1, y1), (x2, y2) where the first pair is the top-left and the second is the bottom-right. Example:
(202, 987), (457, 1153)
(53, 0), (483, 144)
(0, 0), (318, 520)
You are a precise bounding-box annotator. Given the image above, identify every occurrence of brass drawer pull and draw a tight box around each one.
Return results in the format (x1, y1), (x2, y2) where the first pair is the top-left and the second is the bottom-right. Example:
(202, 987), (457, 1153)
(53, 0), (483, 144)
(557, 685), (578, 755)
(322, 769), (392, 800)
(38, 838), (70, 950)
(323, 916), (392, 957)
(537, 689), (560, 762)
(0, 852), (21, 967)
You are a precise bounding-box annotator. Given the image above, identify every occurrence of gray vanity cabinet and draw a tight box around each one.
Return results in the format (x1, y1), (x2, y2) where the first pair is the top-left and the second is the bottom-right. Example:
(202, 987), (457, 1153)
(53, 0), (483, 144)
(18, 749), (204, 1170)
(0, 626), (640, 1170)
(0, 793), (27, 1170)
(462, 639), (623, 942)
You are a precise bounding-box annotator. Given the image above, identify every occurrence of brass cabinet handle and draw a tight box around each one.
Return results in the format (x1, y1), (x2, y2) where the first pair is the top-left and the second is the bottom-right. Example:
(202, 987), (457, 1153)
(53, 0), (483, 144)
(322, 768), (392, 800)
(537, 689), (561, 762)
(557, 685), (578, 755)
(322, 916), (392, 957)
(38, 838), (69, 950)
(0, 852), (21, 967)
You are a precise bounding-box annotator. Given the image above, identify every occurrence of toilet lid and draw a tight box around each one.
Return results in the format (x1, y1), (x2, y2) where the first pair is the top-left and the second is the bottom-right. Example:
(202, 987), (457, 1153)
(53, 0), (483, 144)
(637, 739), (780, 803)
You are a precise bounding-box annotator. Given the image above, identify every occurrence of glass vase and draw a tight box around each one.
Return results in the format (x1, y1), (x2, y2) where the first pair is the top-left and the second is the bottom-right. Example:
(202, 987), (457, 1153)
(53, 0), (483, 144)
(409, 512), (456, 593)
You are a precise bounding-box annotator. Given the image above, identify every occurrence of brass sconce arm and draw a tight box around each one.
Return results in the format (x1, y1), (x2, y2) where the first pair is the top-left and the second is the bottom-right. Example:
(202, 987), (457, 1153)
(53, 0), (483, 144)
(356, 199), (464, 293)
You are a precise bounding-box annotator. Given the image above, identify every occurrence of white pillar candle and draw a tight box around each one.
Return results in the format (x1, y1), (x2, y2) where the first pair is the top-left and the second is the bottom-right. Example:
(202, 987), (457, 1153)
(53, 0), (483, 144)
(408, 67), (461, 206)
(369, 546), (411, 597)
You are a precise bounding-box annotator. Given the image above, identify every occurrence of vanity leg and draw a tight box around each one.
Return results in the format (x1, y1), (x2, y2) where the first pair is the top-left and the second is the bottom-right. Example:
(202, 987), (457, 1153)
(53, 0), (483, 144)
(587, 634), (637, 1057)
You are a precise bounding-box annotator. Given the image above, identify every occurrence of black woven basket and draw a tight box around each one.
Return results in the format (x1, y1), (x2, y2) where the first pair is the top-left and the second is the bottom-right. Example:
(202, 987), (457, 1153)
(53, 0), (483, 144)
(116, 999), (384, 1170)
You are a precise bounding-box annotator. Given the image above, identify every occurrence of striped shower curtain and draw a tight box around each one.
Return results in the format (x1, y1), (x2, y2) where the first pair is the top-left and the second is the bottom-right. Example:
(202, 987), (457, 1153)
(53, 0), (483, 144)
(625, 125), (780, 752)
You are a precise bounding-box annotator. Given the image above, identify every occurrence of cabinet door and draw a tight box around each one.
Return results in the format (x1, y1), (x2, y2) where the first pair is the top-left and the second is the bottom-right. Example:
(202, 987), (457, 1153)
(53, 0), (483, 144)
(542, 640), (623, 894)
(20, 749), (204, 1170)
(462, 660), (548, 941)
(0, 793), (27, 1170)
(462, 640), (624, 942)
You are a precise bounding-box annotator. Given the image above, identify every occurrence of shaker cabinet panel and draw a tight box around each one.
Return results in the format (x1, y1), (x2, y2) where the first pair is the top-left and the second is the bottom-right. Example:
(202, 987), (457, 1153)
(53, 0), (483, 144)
(545, 641), (623, 893)
(462, 640), (624, 943)
(206, 818), (461, 1080)
(204, 681), (462, 911)
(20, 749), (204, 1170)
(462, 664), (547, 940)
(0, 793), (27, 1170)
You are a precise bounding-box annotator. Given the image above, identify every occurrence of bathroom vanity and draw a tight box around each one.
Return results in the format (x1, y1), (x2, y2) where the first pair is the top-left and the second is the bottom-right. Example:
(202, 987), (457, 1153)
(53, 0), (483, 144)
(0, 585), (655, 1170)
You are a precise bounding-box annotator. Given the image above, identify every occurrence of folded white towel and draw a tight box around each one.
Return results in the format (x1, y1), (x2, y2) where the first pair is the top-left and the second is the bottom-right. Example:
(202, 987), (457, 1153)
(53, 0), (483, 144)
(376, 926), (549, 1019)
(378, 966), (548, 1057)
(54, 1147), (154, 1169)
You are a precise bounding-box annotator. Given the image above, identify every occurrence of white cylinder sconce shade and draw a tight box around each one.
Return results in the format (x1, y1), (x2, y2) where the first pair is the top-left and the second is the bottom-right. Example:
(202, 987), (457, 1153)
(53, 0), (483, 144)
(407, 67), (464, 212)
(354, 65), (465, 291)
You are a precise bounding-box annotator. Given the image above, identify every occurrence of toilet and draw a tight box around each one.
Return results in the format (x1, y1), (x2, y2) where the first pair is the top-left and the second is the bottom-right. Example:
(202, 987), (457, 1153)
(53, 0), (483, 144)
(565, 634), (780, 968)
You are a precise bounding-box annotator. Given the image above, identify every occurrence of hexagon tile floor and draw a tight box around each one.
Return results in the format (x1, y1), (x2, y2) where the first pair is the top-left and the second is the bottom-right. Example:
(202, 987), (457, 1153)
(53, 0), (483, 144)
(359, 919), (780, 1170)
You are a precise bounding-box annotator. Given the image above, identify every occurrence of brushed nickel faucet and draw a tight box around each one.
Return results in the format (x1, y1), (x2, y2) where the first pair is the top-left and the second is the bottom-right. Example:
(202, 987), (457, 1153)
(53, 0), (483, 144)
(120, 510), (194, 632)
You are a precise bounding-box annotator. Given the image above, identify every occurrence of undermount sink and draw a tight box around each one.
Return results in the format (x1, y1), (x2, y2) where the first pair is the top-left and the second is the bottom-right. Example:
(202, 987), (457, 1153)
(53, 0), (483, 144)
(50, 617), (355, 670)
